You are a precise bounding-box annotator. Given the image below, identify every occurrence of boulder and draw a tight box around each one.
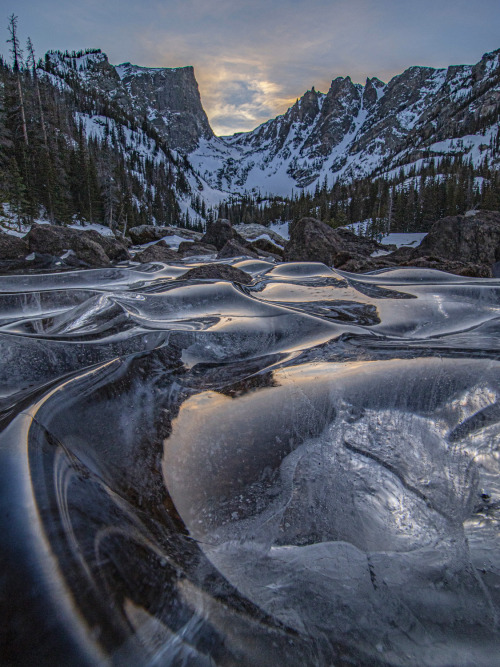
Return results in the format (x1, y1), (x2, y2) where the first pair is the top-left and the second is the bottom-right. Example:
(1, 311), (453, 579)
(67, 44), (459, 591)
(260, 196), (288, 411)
(26, 225), (111, 267)
(284, 218), (350, 265)
(335, 227), (389, 256)
(179, 263), (253, 284)
(134, 242), (180, 263)
(0, 231), (28, 259)
(128, 225), (173, 245)
(84, 231), (130, 261)
(217, 240), (259, 259)
(201, 219), (247, 250)
(177, 241), (217, 257)
(335, 253), (398, 273)
(412, 211), (500, 267)
(25, 224), (131, 267)
(249, 238), (284, 258)
(128, 225), (201, 245)
(233, 223), (288, 247)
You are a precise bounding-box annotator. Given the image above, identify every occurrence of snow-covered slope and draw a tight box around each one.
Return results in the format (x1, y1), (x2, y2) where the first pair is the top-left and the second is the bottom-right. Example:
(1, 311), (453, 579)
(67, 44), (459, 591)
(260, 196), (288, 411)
(42, 47), (500, 206)
(191, 49), (500, 196)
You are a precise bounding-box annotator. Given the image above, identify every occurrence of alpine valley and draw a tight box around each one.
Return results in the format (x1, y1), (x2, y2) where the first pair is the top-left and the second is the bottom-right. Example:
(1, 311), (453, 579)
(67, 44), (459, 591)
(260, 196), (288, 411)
(1, 45), (499, 232)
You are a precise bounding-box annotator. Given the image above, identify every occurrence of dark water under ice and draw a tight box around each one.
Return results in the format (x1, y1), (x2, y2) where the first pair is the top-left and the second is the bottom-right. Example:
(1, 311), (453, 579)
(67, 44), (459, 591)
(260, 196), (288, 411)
(1, 258), (500, 666)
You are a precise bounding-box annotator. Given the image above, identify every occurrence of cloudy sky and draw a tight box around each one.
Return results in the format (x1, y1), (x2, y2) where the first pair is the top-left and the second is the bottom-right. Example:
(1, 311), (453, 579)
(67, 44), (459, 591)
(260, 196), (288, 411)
(4, 0), (500, 135)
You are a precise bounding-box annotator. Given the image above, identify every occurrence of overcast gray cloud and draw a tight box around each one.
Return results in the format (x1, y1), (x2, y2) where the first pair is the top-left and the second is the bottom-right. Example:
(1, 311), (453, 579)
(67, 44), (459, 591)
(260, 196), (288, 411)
(4, 0), (500, 134)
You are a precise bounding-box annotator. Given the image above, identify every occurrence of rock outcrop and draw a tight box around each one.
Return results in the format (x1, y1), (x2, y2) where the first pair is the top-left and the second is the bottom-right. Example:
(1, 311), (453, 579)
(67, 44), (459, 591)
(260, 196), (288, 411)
(201, 219), (248, 251)
(45, 52), (213, 153)
(217, 240), (259, 259)
(192, 49), (500, 195)
(134, 242), (180, 263)
(177, 241), (217, 257)
(0, 231), (28, 260)
(284, 218), (386, 268)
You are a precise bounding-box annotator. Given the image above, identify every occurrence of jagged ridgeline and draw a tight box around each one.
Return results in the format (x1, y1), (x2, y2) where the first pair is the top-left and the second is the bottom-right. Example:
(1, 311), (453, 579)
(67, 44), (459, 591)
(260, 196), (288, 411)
(0, 15), (499, 234)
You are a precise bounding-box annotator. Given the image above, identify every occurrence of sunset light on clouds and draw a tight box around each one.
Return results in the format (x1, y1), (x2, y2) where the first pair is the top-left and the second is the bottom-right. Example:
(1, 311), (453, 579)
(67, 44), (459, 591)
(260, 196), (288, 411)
(5, 0), (500, 134)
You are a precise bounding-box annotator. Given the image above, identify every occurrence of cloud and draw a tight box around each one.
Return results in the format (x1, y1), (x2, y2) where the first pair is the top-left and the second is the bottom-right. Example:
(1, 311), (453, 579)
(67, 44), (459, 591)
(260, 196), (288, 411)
(6, 0), (500, 134)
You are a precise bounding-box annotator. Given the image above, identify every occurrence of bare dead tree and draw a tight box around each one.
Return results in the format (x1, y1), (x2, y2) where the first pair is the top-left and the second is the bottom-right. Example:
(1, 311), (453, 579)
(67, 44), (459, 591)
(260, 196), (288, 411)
(26, 35), (54, 221)
(7, 14), (28, 146)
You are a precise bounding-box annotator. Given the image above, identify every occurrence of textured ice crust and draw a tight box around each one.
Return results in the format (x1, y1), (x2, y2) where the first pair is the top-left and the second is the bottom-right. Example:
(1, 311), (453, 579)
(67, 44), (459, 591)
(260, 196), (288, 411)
(1, 259), (500, 665)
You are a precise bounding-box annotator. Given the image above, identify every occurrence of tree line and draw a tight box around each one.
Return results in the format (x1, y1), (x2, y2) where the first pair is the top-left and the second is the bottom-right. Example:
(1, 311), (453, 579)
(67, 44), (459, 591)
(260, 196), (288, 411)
(218, 152), (500, 237)
(0, 15), (204, 232)
(0, 14), (498, 237)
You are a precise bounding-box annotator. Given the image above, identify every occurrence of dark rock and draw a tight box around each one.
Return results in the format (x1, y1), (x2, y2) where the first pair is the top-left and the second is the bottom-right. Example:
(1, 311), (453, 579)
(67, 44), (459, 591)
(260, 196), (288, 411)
(25, 224), (131, 266)
(111, 63), (214, 152)
(384, 246), (414, 263)
(128, 225), (172, 245)
(177, 241), (217, 257)
(0, 231), (28, 259)
(134, 242), (180, 263)
(201, 219), (248, 251)
(249, 238), (284, 258)
(128, 225), (201, 245)
(84, 231), (130, 261)
(335, 227), (388, 256)
(411, 211), (500, 268)
(217, 240), (259, 259)
(284, 218), (350, 265)
(233, 223), (287, 247)
(26, 225), (111, 267)
(116, 233), (133, 248)
(179, 263), (253, 284)
(336, 254), (397, 273)
(0, 252), (88, 274)
(405, 256), (492, 278)
(285, 218), (402, 269)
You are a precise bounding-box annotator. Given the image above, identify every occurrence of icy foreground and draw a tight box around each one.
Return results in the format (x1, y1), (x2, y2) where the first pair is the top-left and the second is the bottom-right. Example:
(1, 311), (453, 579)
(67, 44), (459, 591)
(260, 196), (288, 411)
(1, 258), (500, 666)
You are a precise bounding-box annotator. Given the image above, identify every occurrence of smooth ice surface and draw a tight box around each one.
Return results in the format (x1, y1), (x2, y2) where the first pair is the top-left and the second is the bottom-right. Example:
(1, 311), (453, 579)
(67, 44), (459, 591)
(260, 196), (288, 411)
(1, 258), (500, 666)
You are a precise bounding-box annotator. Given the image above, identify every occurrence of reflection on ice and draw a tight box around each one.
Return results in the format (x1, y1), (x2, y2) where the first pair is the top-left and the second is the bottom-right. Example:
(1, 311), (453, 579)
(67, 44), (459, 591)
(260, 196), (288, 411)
(1, 261), (500, 665)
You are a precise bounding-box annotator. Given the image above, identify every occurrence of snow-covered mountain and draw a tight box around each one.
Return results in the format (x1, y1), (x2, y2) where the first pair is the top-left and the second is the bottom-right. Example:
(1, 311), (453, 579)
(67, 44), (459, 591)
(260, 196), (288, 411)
(42, 47), (500, 203)
(192, 50), (500, 196)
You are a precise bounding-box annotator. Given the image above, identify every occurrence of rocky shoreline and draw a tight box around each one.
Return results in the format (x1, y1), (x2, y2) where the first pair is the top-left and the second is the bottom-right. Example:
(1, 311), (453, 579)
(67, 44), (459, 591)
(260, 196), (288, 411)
(1, 211), (499, 278)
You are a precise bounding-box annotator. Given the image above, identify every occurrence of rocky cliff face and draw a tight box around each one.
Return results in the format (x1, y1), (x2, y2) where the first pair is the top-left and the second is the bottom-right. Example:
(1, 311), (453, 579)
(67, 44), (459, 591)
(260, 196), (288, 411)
(45, 51), (213, 152)
(115, 63), (213, 152)
(44, 47), (500, 201)
(190, 49), (500, 195)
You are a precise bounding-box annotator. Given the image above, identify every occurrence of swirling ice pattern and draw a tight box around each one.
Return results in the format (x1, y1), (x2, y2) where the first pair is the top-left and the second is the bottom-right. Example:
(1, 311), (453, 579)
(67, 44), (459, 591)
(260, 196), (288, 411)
(1, 258), (500, 666)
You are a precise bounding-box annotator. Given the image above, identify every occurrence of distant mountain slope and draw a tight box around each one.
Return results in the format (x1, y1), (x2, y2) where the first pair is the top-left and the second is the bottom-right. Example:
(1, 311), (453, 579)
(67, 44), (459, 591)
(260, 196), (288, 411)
(1, 45), (498, 233)
(42, 47), (500, 200)
(191, 49), (500, 195)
